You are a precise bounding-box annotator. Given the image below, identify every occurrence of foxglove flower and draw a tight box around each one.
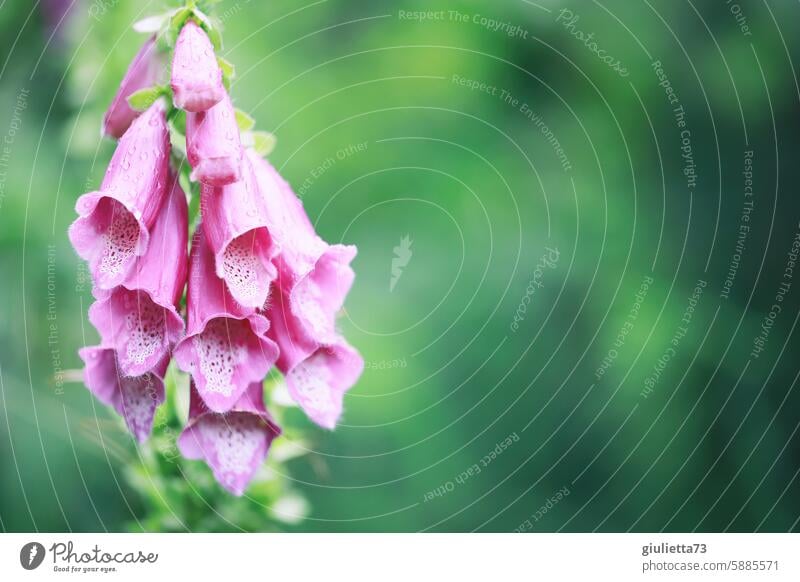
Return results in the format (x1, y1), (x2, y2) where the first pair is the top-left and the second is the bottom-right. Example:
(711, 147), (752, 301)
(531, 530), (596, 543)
(186, 92), (242, 185)
(103, 36), (164, 139)
(201, 155), (276, 309)
(284, 340), (363, 429)
(246, 150), (356, 327)
(171, 20), (224, 112)
(268, 291), (363, 428)
(248, 148), (356, 355)
(174, 228), (279, 412)
(249, 150), (362, 427)
(178, 381), (281, 495)
(79, 346), (169, 442)
(69, 99), (170, 290)
(89, 173), (188, 376)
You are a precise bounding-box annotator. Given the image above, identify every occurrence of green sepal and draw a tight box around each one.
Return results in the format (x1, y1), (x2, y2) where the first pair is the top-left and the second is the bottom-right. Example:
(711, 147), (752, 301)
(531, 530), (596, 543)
(234, 108), (255, 132)
(127, 85), (169, 111)
(250, 131), (277, 157)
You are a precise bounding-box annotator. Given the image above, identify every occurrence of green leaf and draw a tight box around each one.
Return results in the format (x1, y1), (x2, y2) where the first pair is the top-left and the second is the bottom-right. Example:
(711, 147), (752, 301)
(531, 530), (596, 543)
(127, 85), (167, 111)
(218, 56), (235, 91)
(251, 131), (277, 157)
(205, 25), (223, 52)
(217, 56), (235, 81)
(162, 6), (193, 48)
(234, 108), (255, 132)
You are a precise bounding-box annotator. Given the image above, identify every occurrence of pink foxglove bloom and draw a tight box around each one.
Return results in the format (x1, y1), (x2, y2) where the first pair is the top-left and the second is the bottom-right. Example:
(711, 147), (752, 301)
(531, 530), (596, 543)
(89, 174), (188, 376)
(171, 20), (224, 112)
(201, 156), (276, 309)
(79, 346), (169, 442)
(285, 341), (362, 429)
(248, 150), (362, 427)
(186, 92), (242, 185)
(178, 381), (281, 495)
(268, 292), (363, 428)
(103, 36), (164, 139)
(248, 148), (356, 355)
(174, 228), (279, 413)
(246, 150), (356, 332)
(69, 99), (170, 290)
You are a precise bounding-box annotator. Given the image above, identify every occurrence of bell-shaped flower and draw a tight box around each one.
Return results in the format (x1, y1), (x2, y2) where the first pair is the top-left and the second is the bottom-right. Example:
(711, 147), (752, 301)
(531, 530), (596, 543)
(246, 149), (356, 334)
(267, 290), (362, 428)
(171, 20), (224, 112)
(174, 228), (279, 413)
(186, 92), (242, 185)
(284, 338), (363, 430)
(69, 99), (170, 290)
(284, 242), (354, 346)
(79, 346), (169, 442)
(178, 381), (281, 496)
(89, 173), (188, 376)
(103, 36), (165, 139)
(201, 155), (276, 310)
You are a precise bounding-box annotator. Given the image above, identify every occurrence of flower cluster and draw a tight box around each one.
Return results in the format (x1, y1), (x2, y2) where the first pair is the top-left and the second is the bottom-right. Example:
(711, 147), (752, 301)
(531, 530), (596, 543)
(69, 15), (362, 496)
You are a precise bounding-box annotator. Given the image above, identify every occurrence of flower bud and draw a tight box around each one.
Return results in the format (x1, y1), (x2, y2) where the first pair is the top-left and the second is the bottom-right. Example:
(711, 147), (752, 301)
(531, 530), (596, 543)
(103, 36), (165, 139)
(186, 92), (242, 185)
(171, 20), (224, 112)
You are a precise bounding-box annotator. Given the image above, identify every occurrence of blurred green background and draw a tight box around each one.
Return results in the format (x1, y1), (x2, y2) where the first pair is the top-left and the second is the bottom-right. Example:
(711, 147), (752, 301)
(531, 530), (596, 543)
(1, 0), (799, 532)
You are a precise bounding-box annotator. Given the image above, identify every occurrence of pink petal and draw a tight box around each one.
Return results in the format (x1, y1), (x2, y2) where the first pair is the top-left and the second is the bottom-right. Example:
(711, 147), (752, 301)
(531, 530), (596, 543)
(264, 243), (355, 372)
(284, 339), (363, 429)
(176, 317), (274, 413)
(171, 20), (224, 112)
(79, 346), (168, 442)
(69, 100), (170, 290)
(289, 243), (356, 341)
(174, 229), (278, 412)
(103, 36), (165, 139)
(201, 156), (276, 309)
(187, 92), (242, 185)
(88, 173), (186, 376)
(245, 149), (328, 289)
(116, 170), (189, 307)
(246, 150), (356, 319)
(267, 287), (317, 372)
(89, 288), (183, 377)
(178, 382), (281, 496)
(69, 195), (147, 290)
